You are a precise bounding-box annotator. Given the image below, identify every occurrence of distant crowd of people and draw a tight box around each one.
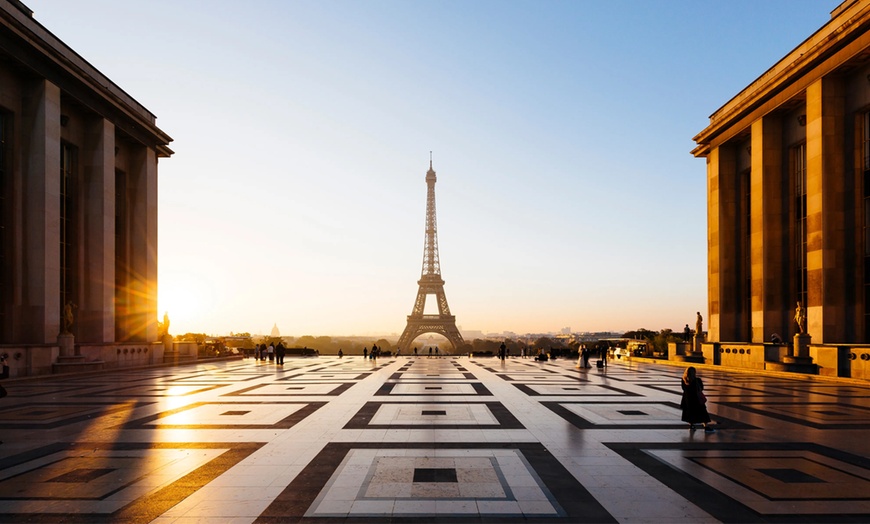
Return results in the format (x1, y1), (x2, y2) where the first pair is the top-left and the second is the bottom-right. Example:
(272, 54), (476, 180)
(253, 342), (286, 364)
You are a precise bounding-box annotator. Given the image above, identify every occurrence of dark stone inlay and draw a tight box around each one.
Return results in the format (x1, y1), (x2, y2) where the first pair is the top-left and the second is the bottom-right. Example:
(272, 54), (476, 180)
(617, 410), (648, 416)
(421, 410), (447, 416)
(277, 372), (370, 381)
(221, 410), (250, 416)
(562, 387), (579, 391)
(814, 410), (847, 416)
(757, 468), (824, 483)
(541, 401), (756, 430)
(718, 400), (870, 429)
(1, 402), (150, 429)
(425, 387), (442, 390)
(84, 383), (226, 398)
(344, 401), (524, 429)
(374, 381), (493, 396)
(223, 382), (354, 397)
(514, 383), (637, 398)
(413, 467), (457, 483)
(49, 468), (115, 483)
(119, 401), (326, 429)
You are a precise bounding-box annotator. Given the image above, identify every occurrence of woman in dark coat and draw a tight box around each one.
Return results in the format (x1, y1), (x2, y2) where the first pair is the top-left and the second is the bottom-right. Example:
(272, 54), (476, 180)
(681, 366), (714, 432)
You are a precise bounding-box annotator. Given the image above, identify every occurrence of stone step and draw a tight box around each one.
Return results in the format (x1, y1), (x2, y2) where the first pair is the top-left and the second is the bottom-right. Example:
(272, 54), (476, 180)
(52, 360), (104, 374)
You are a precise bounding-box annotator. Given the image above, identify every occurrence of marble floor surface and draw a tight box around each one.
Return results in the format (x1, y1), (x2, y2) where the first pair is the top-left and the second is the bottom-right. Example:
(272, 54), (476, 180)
(0, 355), (868, 523)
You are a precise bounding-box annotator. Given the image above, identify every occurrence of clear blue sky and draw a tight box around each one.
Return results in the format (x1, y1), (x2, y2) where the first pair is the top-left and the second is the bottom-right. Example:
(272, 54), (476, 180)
(29, 0), (842, 337)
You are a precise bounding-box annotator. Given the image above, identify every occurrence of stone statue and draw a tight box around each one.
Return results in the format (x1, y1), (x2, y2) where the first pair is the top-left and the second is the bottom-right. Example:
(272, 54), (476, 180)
(158, 311), (171, 339)
(794, 301), (807, 334)
(695, 311), (703, 335)
(63, 301), (76, 334)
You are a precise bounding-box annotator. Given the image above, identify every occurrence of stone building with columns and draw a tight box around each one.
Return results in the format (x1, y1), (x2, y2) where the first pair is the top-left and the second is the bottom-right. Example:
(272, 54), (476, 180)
(692, 0), (870, 379)
(0, 1), (172, 375)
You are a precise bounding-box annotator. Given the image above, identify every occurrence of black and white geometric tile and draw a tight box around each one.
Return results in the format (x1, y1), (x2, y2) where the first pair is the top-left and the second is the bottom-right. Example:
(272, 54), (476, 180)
(1, 355), (869, 523)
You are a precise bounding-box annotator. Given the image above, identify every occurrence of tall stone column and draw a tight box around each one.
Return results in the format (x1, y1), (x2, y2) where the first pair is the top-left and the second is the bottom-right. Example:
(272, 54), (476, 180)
(750, 115), (787, 342)
(805, 77), (847, 344)
(81, 118), (115, 343)
(127, 146), (158, 342)
(707, 144), (738, 342)
(21, 79), (61, 343)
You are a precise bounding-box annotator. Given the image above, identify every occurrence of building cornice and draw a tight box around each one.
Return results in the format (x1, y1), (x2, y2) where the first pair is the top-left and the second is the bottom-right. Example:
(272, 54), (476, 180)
(0, 1), (173, 156)
(692, 0), (870, 158)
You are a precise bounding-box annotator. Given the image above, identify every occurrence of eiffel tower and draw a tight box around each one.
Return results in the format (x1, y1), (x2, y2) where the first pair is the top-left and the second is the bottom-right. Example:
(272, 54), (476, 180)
(397, 158), (465, 354)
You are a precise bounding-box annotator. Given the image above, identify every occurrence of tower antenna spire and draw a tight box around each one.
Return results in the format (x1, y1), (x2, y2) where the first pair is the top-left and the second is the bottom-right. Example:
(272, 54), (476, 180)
(429, 150), (433, 169)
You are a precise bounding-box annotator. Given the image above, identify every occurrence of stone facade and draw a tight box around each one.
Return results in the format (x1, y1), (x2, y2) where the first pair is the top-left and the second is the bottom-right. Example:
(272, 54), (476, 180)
(0, 2), (172, 375)
(692, 0), (870, 377)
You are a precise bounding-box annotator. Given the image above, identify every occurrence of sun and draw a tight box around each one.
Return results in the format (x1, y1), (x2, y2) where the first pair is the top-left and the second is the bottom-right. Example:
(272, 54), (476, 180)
(157, 269), (213, 332)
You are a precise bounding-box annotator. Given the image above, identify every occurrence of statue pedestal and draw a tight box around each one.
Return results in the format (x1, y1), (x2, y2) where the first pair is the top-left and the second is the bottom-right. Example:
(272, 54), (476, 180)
(791, 333), (812, 359)
(162, 334), (173, 353)
(782, 334), (814, 365)
(767, 334), (817, 375)
(675, 334), (706, 363)
(692, 334), (705, 355)
(53, 333), (103, 373)
(58, 333), (75, 357)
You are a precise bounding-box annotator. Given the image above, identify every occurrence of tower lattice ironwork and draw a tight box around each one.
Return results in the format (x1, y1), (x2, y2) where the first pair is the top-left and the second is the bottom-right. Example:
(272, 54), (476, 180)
(397, 159), (465, 353)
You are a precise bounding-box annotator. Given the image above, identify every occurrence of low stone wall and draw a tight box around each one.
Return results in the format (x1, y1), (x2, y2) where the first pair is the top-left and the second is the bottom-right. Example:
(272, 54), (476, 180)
(811, 345), (870, 379)
(716, 343), (766, 370)
(667, 342), (692, 359)
(845, 346), (870, 379)
(164, 341), (199, 364)
(1, 341), (168, 377)
(89, 342), (164, 368)
(699, 342), (785, 371)
(684, 342), (870, 380)
(0, 344), (58, 377)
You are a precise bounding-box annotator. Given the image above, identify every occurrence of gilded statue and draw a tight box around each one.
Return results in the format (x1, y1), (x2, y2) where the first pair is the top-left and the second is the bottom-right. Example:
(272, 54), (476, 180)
(794, 301), (807, 334)
(63, 301), (76, 334)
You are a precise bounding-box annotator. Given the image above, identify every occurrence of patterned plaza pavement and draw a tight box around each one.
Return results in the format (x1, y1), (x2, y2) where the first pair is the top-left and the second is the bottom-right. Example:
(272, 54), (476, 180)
(0, 354), (869, 523)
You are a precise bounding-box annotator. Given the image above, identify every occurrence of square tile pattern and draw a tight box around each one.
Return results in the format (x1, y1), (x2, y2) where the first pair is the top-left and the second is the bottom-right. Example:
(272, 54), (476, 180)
(304, 448), (565, 518)
(1, 355), (869, 522)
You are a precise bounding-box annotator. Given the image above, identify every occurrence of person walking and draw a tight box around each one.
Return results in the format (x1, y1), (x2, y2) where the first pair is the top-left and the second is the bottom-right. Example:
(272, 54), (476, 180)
(363, 347), (368, 359)
(267, 343), (274, 362)
(681, 366), (715, 432)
